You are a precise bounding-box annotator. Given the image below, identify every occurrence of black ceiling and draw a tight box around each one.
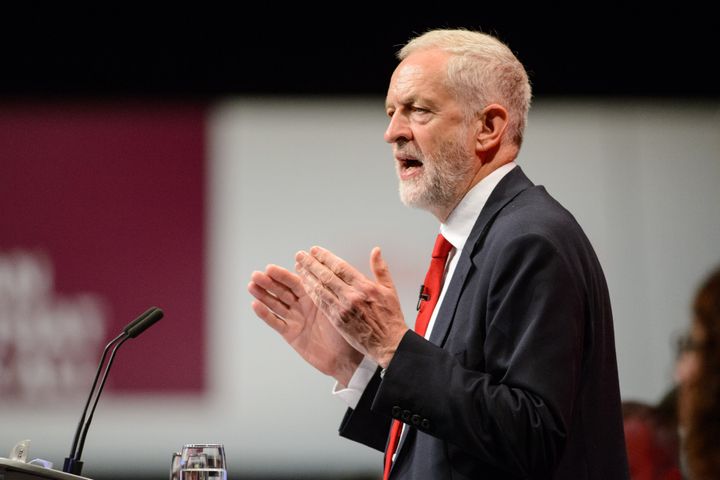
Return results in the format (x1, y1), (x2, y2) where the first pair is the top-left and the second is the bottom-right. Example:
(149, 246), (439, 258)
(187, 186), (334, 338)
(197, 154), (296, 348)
(2, 8), (717, 100)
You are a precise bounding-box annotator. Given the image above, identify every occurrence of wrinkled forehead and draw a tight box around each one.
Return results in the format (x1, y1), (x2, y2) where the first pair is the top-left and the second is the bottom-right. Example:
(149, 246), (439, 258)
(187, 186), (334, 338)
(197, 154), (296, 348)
(390, 64), (426, 95)
(386, 50), (452, 102)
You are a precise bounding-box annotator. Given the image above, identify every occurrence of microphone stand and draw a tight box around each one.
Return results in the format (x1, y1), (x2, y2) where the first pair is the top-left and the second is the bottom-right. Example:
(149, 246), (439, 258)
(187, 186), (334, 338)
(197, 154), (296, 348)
(62, 307), (162, 475)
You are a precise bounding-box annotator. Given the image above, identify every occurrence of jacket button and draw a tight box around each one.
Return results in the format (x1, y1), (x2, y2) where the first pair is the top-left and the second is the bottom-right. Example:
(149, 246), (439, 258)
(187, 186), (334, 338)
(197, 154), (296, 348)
(392, 406), (401, 418)
(421, 418), (430, 430)
(402, 410), (411, 421)
(411, 414), (421, 426)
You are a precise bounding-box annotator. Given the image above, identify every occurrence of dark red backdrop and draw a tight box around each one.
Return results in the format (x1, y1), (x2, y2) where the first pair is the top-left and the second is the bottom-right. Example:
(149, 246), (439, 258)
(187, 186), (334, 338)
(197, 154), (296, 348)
(0, 102), (206, 393)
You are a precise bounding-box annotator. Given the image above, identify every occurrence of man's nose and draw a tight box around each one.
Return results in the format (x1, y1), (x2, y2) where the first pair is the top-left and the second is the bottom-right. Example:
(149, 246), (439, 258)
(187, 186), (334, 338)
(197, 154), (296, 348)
(384, 113), (412, 144)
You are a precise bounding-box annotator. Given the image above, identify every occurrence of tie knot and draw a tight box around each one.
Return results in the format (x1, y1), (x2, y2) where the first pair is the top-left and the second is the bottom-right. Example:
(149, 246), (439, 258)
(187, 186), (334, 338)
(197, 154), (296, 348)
(431, 233), (453, 259)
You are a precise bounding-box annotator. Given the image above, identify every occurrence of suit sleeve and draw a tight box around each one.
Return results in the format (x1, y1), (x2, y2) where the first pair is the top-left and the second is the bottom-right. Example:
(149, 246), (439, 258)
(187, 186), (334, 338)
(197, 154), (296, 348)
(338, 366), (392, 452)
(368, 232), (586, 476)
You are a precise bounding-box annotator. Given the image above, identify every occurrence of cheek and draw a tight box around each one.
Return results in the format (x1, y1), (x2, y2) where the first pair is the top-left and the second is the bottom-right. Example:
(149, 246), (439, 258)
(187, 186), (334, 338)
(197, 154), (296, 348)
(675, 352), (701, 385)
(412, 133), (432, 156)
(413, 125), (446, 153)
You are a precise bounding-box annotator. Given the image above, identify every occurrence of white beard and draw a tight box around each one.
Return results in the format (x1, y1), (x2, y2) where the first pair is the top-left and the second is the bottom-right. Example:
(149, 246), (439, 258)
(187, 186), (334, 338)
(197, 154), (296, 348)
(397, 131), (474, 214)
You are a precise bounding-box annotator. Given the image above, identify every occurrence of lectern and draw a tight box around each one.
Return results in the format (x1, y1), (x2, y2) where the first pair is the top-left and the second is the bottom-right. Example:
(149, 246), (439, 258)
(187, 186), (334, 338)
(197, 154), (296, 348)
(0, 458), (92, 480)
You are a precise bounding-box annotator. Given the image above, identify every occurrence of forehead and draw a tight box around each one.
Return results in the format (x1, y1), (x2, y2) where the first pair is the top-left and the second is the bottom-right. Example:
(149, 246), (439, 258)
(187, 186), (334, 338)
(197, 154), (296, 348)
(386, 49), (454, 106)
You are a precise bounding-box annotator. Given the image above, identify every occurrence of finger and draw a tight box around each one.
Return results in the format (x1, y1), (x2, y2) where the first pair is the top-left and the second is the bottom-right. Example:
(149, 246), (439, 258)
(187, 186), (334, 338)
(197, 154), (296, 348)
(299, 251), (372, 317)
(309, 246), (366, 286)
(252, 268), (298, 306)
(370, 247), (395, 289)
(295, 259), (341, 312)
(247, 281), (292, 319)
(250, 299), (288, 334)
(265, 264), (307, 299)
(296, 250), (348, 295)
(251, 270), (291, 302)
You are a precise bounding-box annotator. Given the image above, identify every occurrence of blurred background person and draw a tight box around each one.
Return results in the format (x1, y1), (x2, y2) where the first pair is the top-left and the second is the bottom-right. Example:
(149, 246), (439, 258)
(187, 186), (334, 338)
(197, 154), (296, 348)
(622, 388), (681, 480)
(676, 266), (720, 479)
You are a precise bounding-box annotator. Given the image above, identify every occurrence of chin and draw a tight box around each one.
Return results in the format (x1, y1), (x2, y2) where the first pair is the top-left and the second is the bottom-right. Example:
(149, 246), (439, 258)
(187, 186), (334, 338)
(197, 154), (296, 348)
(399, 179), (460, 216)
(399, 183), (433, 210)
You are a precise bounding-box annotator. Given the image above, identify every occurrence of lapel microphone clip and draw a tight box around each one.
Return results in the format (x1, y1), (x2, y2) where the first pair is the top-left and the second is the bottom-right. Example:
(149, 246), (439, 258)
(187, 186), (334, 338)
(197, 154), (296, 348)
(417, 284), (430, 311)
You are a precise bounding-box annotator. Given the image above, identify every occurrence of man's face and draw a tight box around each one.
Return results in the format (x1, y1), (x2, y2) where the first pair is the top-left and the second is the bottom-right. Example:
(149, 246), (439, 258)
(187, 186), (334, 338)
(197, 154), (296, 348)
(384, 49), (477, 217)
(675, 322), (705, 386)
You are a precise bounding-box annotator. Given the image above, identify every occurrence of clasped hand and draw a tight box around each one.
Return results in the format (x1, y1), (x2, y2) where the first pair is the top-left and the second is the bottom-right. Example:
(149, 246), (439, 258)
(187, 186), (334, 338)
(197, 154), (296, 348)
(248, 246), (407, 385)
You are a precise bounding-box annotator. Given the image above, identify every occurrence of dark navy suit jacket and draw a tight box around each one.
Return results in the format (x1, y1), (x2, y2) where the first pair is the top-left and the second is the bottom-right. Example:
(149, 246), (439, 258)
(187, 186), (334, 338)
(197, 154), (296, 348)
(339, 167), (629, 479)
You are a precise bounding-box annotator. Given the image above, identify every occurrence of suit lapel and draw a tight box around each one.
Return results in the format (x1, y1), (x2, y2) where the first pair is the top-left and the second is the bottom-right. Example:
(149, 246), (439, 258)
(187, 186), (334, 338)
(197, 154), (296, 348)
(428, 166), (534, 347)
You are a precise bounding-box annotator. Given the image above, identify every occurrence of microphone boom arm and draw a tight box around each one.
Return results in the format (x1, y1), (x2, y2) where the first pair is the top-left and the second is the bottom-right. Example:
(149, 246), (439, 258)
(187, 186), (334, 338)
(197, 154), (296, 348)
(62, 307), (163, 475)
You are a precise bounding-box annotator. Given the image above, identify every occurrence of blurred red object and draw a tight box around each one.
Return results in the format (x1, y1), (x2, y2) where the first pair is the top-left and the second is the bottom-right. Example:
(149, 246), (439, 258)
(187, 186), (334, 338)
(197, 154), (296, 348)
(623, 398), (682, 480)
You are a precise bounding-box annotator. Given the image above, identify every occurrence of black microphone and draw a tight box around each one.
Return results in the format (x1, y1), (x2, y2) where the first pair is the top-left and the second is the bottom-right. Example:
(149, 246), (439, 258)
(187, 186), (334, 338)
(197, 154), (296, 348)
(125, 307), (163, 338)
(63, 306), (164, 475)
(416, 284), (430, 311)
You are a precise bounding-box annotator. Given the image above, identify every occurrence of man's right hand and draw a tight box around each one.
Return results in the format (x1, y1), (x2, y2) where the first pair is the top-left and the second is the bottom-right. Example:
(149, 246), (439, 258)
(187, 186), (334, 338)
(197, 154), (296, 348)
(248, 264), (364, 386)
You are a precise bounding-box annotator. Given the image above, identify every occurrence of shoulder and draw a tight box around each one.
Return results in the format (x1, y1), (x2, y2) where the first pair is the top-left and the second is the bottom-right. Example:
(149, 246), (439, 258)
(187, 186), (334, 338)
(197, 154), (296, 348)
(488, 185), (585, 249)
(469, 184), (600, 290)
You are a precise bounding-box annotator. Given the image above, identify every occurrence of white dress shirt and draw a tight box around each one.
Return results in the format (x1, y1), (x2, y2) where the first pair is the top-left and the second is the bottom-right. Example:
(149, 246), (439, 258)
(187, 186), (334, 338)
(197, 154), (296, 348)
(333, 162), (517, 408)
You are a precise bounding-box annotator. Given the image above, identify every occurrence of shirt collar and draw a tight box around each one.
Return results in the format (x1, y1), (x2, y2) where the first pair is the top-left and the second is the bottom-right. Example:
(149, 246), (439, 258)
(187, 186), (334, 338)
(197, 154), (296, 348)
(440, 162), (517, 252)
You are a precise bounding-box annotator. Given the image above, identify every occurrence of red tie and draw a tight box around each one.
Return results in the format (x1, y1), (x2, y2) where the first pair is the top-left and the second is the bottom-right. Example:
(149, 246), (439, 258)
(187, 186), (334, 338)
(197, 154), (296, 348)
(383, 233), (453, 480)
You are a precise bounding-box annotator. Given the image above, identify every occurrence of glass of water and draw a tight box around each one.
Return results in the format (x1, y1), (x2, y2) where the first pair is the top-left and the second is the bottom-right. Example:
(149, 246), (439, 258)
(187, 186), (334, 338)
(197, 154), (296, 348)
(170, 451), (181, 480)
(179, 443), (227, 480)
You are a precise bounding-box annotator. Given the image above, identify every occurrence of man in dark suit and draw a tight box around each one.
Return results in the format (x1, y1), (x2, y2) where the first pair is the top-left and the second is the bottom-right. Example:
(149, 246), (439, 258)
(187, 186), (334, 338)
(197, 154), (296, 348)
(248, 29), (628, 479)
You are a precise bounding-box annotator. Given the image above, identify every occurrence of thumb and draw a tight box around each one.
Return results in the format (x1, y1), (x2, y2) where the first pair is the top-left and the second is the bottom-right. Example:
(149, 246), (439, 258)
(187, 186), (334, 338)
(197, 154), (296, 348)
(370, 247), (395, 288)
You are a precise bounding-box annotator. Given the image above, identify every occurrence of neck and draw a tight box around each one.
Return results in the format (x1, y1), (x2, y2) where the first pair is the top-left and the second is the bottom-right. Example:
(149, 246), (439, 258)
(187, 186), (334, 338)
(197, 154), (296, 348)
(431, 147), (518, 222)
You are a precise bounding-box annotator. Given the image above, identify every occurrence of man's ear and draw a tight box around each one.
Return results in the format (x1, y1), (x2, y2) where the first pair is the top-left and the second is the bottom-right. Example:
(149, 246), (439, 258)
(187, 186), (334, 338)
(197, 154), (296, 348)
(475, 103), (509, 155)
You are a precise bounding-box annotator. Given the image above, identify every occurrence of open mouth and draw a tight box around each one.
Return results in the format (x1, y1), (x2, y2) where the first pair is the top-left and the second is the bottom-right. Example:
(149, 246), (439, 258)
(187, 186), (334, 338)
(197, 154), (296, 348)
(397, 156), (424, 180)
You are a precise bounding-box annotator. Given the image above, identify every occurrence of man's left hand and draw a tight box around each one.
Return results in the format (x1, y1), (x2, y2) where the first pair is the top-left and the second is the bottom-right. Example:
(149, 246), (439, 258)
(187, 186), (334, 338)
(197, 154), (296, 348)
(295, 246), (408, 368)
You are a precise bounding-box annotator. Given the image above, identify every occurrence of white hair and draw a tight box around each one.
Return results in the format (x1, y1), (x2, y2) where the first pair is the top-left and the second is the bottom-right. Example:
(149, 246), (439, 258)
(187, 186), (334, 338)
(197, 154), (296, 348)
(399, 29), (532, 147)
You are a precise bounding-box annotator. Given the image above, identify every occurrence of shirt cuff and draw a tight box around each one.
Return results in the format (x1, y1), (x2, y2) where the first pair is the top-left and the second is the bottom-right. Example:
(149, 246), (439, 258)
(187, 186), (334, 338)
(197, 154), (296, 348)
(331, 356), (378, 409)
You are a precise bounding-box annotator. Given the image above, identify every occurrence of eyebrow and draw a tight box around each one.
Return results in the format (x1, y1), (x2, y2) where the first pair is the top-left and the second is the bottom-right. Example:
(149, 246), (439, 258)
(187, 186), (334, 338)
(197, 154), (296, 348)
(384, 96), (409, 111)
(385, 95), (440, 112)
